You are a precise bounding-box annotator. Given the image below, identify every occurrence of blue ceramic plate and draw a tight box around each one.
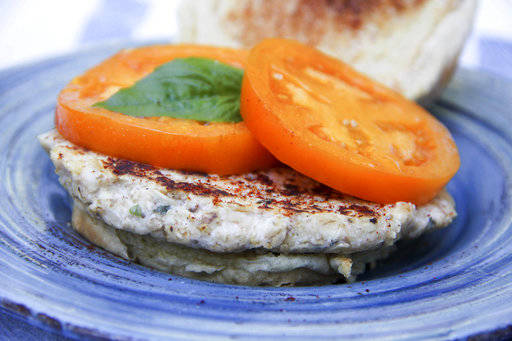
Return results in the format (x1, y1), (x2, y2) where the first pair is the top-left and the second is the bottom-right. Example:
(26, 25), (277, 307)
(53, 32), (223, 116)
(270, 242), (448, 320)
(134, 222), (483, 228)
(1, 45), (511, 340)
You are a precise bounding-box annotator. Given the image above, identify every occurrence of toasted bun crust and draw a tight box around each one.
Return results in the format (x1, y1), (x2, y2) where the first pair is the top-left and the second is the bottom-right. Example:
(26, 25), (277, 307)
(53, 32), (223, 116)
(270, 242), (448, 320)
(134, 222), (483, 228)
(177, 0), (477, 101)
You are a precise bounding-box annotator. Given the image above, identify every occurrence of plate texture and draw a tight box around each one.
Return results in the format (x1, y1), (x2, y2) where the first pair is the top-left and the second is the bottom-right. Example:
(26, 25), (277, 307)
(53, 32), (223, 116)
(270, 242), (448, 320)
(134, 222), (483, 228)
(0, 45), (512, 340)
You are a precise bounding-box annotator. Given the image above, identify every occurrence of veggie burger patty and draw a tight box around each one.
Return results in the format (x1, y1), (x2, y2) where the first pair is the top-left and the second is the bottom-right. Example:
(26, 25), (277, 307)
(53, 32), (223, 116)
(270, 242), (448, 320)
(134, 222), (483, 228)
(39, 130), (456, 286)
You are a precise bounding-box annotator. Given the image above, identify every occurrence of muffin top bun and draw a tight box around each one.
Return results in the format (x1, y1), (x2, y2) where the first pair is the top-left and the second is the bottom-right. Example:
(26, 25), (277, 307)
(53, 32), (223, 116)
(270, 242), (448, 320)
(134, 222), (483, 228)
(177, 0), (477, 101)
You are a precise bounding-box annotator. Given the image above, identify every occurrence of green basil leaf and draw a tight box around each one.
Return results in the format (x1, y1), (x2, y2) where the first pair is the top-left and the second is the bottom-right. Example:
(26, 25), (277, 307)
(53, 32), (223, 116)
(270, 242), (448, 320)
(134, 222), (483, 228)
(94, 57), (244, 122)
(129, 204), (145, 218)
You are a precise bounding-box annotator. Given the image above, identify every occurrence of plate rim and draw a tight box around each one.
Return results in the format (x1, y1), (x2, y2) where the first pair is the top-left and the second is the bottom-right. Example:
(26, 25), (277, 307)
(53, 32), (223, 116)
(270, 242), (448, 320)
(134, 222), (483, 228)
(0, 43), (512, 340)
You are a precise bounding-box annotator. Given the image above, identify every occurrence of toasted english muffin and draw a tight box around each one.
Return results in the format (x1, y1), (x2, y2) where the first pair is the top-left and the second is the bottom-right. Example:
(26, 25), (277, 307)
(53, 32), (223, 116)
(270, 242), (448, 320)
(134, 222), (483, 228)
(177, 0), (477, 101)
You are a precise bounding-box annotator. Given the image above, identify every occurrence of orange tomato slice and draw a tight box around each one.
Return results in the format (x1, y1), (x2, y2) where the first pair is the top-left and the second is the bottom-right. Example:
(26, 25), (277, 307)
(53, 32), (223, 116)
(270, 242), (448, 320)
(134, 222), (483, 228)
(241, 39), (460, 204)
(56, 44), (277, 175)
